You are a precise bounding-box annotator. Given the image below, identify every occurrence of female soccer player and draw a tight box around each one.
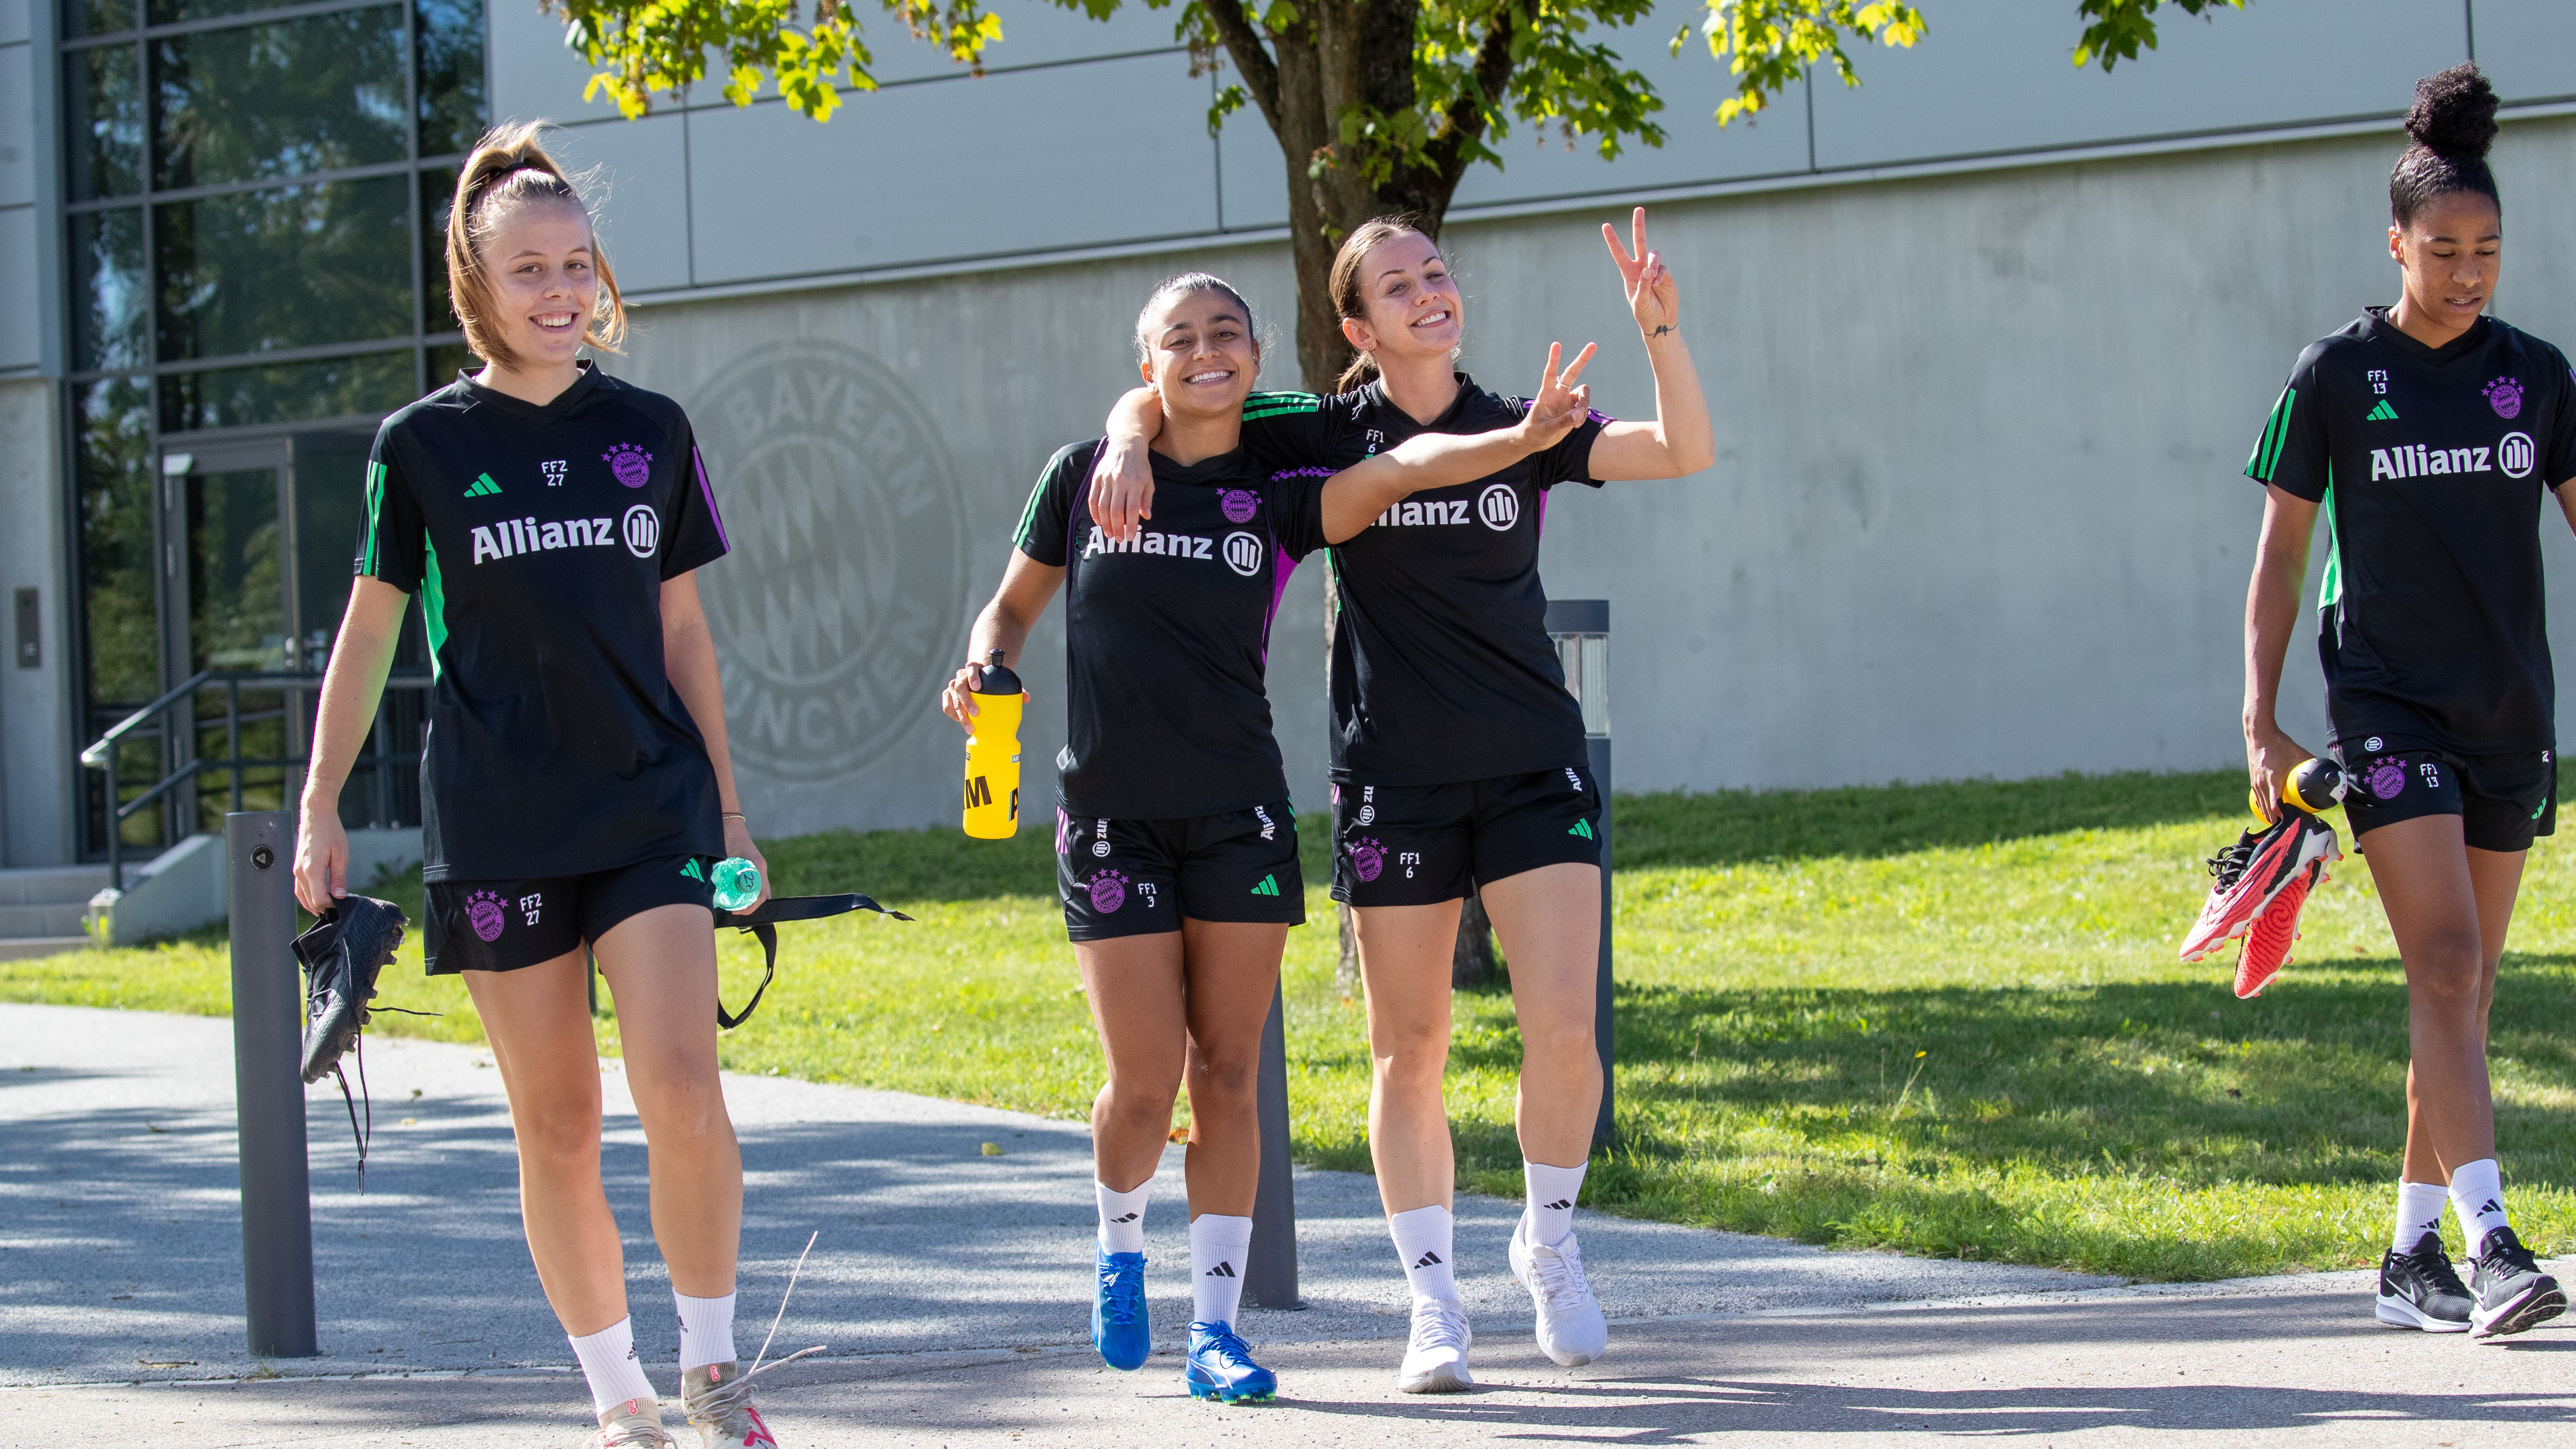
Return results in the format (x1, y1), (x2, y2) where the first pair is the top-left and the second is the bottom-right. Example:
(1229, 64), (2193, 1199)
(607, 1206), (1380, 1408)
(945, 272), (1593, 1402)
(2241, 64), (2570, 1340)
(1088, 209), (1714, 1389)
(292, 123), (780, 1447)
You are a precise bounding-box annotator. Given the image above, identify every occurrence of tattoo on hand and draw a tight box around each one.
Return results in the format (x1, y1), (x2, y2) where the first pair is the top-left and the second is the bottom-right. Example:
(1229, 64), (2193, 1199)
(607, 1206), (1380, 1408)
(1649, 324), (1676, 338)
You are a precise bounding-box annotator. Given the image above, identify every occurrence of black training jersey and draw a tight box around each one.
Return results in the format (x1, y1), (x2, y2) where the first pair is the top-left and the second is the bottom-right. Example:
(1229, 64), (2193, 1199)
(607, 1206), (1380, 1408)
(356, 364), (732, 882)
(1015, 439), (1330, 819)
(1236, 376), (1610, 785)
(2247, 309), (2576, 756)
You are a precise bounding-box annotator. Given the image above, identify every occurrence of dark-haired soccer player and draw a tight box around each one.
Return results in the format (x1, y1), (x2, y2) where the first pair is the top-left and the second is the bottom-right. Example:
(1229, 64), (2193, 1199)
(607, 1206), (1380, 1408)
(2241, 63), (2571, 1340)
(1087, 209), (1714, 1390)
(943, 272), (1594, 1403)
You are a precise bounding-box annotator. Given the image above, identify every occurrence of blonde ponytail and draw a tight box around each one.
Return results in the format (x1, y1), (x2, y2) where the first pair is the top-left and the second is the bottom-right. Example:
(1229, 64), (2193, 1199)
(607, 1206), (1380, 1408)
(445, 121), (626, 371)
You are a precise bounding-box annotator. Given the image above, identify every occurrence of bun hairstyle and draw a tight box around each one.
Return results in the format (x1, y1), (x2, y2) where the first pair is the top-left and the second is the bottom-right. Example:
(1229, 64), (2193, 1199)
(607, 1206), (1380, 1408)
(1329, 215), (1433, 393)
(445, 121), (626, 371)
(2391, 63), (2501, 227)
(1134, 272), (1262, 367)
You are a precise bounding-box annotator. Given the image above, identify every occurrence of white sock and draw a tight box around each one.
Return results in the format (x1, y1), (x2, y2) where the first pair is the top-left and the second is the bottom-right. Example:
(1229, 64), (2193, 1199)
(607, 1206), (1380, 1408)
(1389, 1204), (1459, 1304)
(1097, 1178), (1150, 1256)
(1522, 1159), (1587, 1248)
(567, 1316), (658, 1417)
(673, 1289), (737, 1372)
(2393, 1180), (2449, 1254)
(2449, 1158), (2511, 1255)
(1190, 1214), (1254, 1327)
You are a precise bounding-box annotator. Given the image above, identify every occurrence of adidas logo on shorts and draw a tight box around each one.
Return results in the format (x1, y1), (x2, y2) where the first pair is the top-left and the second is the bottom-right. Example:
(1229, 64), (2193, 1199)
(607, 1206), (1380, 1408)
(1249, 874), (1281, 896)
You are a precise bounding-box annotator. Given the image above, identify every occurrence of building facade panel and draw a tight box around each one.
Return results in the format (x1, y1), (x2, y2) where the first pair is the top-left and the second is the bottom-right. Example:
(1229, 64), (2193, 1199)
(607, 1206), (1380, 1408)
(0, 207), (35, 368)
(542, 109), (690, 293)
(0, 377), (72, 864)
(683, 50), (1219, 286)
(0, 37), (30, 206)
(2475, 0), (2576, 105)
(1812, 0), (2467, 172)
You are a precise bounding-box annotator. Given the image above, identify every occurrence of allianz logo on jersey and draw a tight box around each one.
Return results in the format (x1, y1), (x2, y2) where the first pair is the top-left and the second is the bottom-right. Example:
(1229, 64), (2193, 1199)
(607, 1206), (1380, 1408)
(1082, 526), (1266, 577)
(472, 504), (660, 563)
(1372, 482), (1522, 532)
(2371, 433), (2536, 481)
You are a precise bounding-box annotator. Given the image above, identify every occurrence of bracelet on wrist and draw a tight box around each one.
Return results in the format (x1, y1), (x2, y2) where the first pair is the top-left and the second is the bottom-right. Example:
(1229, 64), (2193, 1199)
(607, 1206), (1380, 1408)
(721, 811), (748, 822)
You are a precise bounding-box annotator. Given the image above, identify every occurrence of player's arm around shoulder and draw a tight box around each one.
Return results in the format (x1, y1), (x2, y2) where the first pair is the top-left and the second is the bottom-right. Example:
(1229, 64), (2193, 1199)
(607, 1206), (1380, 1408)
(1583, 208), (1719, 483)
(1317, 344), (1598, 544)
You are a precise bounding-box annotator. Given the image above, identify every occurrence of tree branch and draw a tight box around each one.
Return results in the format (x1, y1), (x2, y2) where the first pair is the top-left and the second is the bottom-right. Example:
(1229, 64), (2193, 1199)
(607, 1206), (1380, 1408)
(1417, 1), (1516, 211)
(1199, 0), (1283, 129)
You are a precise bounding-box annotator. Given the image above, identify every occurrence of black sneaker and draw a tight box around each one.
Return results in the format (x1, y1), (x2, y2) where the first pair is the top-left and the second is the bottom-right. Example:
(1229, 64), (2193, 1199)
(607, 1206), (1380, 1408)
(2377, 1232), (2473, 1333)
(2467, 1226), (2567, 1339)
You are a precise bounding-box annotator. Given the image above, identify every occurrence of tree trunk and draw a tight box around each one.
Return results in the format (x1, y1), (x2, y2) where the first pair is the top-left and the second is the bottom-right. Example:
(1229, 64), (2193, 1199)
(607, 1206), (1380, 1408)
(1202, 0), (1511, 991)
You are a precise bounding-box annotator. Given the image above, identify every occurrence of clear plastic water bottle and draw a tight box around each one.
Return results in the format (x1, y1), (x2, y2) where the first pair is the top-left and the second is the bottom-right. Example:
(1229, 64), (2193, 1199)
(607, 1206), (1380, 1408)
(711, 856), (762, 911)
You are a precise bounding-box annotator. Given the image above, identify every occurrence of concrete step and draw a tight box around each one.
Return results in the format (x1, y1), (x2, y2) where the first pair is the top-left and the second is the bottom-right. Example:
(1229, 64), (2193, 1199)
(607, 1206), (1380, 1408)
(0, 866), (110, 908)
(0, 902), (93, 939)
(0, 936), (89, 961)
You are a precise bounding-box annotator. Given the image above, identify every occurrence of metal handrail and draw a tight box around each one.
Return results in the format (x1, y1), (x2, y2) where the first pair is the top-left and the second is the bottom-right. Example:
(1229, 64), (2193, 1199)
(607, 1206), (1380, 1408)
(79, 670), (434, 890)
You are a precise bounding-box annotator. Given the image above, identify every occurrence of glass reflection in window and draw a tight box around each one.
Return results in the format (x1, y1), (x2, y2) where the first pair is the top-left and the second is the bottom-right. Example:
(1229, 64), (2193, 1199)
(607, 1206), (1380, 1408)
(156, 177), (412, 361)
(152, 9), (408, 191)
(72, 208), (150, 371)
(159, 350), (417, 432)
(417, 0), (486, 158)
(64, 43), (144, 199)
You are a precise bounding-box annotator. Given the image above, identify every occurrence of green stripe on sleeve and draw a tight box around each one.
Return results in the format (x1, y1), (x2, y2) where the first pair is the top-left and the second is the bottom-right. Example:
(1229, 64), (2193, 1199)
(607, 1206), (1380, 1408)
(2316, 466), (2343, 612)
(1011, 471), (1052, 551)
(361, 460), (388, 573)
(420, 537), (448, 681)
(2248, 387), (2296, 482)
(1242, 390), (1322, 421)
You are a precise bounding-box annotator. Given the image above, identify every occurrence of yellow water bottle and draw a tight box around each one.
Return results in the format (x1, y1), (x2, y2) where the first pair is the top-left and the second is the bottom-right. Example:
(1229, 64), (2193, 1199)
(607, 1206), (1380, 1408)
(963, 649), (1025, 839)
(2250, 756), (2347, 821)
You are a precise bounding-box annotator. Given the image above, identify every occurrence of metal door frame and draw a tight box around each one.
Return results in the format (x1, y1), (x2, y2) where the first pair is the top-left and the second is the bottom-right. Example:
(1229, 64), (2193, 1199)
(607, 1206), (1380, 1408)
(153, 438), (298, 841)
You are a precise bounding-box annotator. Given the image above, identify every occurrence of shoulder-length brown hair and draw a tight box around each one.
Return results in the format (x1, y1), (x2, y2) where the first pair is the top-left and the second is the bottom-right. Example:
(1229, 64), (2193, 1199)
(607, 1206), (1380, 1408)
(1329, 215), (1433, 393)
(444, 122), (626, 372)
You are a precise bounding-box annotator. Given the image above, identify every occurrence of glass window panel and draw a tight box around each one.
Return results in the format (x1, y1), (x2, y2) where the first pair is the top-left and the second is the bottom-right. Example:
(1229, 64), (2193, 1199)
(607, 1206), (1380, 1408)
(417, 0), (486, 158)
(64, 43), (143, 199)
(152, 8), (408, 191)
(426, 339), (476, 386)
(73, 376), (159, 710)
(65, 0), (142, 38)
(72, 207), (149, 370)
(421, 165), (457, 332)
(147, 0), (320, 28)
(184, 466), (287, 674)
(159, 348), (416, 431)
(156, 176), (412, 360)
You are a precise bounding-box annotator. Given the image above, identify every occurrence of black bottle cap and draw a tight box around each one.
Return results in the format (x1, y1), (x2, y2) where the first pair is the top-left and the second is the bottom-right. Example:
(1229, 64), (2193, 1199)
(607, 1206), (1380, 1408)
(973, 647), (1023, 695)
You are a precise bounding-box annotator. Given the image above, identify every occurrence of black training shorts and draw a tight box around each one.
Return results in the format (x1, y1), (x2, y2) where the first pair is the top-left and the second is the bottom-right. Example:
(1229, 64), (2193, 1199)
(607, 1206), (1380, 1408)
(1055, 800), (1305, 941)
(2336, 742), (2556, 854)
(1330, 765), (1602, 907)
(426, 854), (717, 974)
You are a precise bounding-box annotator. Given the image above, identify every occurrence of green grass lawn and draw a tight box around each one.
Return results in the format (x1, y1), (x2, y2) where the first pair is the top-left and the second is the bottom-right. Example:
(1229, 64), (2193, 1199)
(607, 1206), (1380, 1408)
(9, 769), (2572, 1282)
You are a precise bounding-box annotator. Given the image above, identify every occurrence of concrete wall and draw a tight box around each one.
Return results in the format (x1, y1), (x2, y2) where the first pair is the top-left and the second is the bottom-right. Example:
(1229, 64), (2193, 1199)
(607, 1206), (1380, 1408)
(0, 376), (72, 863)
(502, 0), (2566, 297)
(0, 0), (39, 374)
(598, 110), (2576, 832)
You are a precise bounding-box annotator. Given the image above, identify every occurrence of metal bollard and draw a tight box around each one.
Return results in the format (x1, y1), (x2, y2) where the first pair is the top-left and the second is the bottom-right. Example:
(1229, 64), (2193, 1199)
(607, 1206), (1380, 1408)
(1545, 601), (1616, 1148)
(227, 811), (319, 1357)
(1244, 982), (1302, 1307)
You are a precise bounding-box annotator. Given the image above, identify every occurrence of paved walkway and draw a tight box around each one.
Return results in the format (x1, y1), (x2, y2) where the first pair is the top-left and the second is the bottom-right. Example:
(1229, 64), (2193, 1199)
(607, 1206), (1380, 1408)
(4, 1002), (2572, 1444)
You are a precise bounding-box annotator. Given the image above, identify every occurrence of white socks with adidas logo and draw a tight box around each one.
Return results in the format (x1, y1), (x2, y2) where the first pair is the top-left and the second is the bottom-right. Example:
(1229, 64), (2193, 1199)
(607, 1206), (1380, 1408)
(2393, 1179), (2449, 1253)
(1522, 1159), (1587, 1248)
(1390, 1204), (1460, 1303)
(674, 1289), (737, 1373)
(568, 1316), (659, 1417)
(1096, 1178), (1151, 1256)
(1190, 1213), (1253, 1326)
(2448, 1158), (2511, 1255)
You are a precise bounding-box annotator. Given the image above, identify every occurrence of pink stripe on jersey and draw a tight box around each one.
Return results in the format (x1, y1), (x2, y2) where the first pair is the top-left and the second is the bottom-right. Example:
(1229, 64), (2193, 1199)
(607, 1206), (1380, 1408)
(692, 447), (730, 551)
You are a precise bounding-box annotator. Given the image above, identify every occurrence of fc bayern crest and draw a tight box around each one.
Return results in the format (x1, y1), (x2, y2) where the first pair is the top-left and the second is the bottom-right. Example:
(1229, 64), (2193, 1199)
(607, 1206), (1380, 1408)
(689, 339), (972, 783)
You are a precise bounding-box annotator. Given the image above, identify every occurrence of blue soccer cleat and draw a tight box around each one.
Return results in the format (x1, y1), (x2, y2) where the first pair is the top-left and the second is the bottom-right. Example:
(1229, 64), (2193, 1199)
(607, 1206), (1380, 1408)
(1092, 1250), (1150, 1370)
(1185, 1321), (1277, 1404)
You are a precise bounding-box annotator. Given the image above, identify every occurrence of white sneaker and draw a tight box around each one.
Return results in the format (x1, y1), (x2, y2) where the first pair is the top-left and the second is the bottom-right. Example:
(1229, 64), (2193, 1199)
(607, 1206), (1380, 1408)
(1509, 1219), (1608, 1366)
(590, 1397), (679, 1448)
(1396, 1296), (1474, 1393)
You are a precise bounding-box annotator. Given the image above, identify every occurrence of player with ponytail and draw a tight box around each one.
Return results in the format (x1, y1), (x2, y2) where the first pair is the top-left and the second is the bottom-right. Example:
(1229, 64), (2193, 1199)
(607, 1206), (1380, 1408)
(293, 122), (784, 1445)
(1085, 209), (1715, 1390)
(2241, 64), (2570, 1340)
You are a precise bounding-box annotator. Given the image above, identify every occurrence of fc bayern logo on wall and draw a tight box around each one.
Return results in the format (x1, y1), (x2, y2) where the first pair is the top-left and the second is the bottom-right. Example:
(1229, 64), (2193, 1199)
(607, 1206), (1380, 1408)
(689, 338), (971, 783)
